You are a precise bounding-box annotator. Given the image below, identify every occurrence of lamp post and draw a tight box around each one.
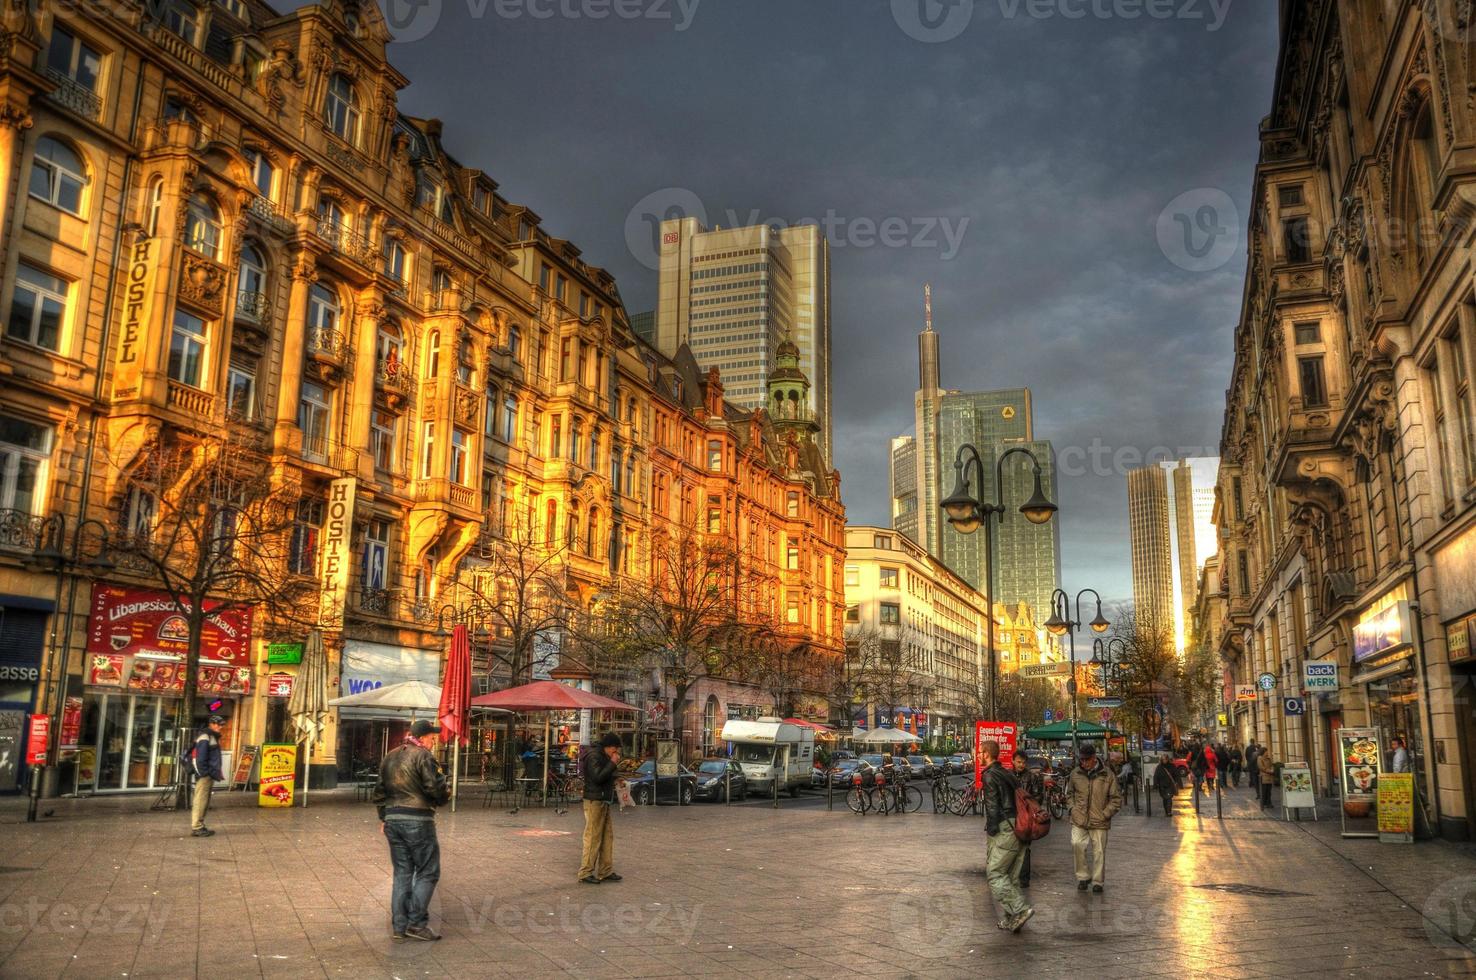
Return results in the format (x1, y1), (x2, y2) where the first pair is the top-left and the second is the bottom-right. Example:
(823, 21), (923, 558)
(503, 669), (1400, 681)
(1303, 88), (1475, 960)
(941, 444), (1057, 721)
(25, 515), (114, 823)
(1090, 637), (1128, 698)
(1044, 588), (1110, 754)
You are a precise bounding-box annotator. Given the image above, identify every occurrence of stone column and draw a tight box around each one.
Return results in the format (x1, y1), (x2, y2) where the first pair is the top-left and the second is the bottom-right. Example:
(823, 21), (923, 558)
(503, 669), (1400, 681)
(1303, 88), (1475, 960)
(347, 296), (384, 480)
(274, 250), (317, 454)
(0, 104), (34, 277)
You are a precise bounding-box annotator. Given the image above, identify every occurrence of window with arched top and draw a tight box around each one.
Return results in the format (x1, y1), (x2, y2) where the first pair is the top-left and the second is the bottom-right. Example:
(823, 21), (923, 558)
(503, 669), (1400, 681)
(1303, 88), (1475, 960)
(426, 330), (441, 378)
(144, 177), (164, 237)
(586, 506), (600, 558)
(184, 191), (223, 259)
(324, 74), (360, 144)
(377, 322), (403, 376)
(28, 136), (86, 215)
(589, 427), (601, 470)
(308, 283), (339, 336)
(244, 146), (275, 200)
(545, 499), (558, 545)
(237, 242), (267, 320)
(567, 500), (580, 551)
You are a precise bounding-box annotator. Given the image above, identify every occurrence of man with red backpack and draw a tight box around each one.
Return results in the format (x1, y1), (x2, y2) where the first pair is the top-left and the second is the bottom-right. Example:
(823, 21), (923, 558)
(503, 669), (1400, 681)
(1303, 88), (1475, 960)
(980, 739), (1034, 933)
(1011, 751), (1045, 889)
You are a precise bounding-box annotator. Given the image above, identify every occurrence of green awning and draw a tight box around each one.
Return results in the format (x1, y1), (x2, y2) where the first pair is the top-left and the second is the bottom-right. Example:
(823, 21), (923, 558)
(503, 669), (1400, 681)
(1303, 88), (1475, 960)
(1022, 719), (1120, 741)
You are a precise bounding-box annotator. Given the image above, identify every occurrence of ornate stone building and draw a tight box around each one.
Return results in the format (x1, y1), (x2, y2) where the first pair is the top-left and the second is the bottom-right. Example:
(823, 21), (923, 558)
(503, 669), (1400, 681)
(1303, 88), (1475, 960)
(1215, 0), (1476, 839)
(0, 0), (842, 793)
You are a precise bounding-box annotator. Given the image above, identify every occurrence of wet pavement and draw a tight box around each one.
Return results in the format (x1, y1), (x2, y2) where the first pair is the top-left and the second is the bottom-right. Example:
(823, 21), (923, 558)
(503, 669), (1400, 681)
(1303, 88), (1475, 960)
(1, 780), (1474, 978)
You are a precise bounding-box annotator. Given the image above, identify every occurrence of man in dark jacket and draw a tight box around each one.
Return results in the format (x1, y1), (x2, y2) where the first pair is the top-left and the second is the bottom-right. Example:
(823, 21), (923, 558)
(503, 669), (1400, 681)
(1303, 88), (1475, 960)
(577, 733), (622, 884)
(1152, 753), (1178, 816)
(1245, 740), (1262, 795)
(1187, 740), (1208, 795)
(981, 740), (1032, 933)
(1067, 744), (1123, 892)
(190, 714), (226, 837)
(1228, 744), (1244, 788)
(372, 719), (450, 943)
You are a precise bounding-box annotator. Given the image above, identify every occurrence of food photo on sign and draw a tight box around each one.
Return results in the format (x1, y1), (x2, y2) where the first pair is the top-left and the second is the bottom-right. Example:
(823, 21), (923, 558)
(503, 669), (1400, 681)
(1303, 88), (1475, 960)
(84, 584), (253, 694)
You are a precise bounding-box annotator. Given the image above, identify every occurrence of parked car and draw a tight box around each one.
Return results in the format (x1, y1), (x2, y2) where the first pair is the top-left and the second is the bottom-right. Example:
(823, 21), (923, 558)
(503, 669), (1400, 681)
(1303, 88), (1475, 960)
(892, 757), (916, 782)
(906, 755), (937, 780)
(947, 754), (972, 774)
(692, 758), (746, 802)
(626, 761), (697, 805)
(831, 750), (856, 762)
(825, 757), (871, 788)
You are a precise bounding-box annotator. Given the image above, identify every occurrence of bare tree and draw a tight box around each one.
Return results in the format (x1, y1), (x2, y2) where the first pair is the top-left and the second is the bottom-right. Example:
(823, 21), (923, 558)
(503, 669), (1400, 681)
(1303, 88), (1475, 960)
(1109, 607), (1187, 740)
(595, 528), (754, 752)
(107, 428), (316, 810)
(454, 506), (578, 687)
(842, 624), (923, 727)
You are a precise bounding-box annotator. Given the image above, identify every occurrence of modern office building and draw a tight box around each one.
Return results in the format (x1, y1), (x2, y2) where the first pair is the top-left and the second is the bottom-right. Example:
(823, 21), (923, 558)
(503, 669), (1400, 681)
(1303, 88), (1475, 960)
(888, 292), (1060, 617)
(629, 310), (655, 345)
(1128, 458), (1220, 649)
(654, 218), (832, 464)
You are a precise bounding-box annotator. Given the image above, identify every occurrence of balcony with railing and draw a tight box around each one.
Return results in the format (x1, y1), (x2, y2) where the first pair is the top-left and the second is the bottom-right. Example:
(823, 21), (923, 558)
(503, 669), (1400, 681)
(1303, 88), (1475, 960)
(305, 326), (351, 383)
(43, 68), (102, 120)
(314, 217), (378, 271)
(357, 581), (394, 616)
(0, 509), (44, 553)
(166, 381), (214, 417)
(374, 360), (416, 412)
(246, 194), (293, 234)
(234, 290), (271, 325)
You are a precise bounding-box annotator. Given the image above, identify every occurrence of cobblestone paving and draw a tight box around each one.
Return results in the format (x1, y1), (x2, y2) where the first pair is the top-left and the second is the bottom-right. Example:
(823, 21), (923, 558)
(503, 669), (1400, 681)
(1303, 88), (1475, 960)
(2, 782), (1475, 978)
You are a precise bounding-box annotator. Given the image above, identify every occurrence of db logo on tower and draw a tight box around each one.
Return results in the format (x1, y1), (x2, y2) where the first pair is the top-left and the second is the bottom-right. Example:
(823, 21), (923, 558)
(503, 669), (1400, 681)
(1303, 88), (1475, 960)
(662, 232), (680, 244)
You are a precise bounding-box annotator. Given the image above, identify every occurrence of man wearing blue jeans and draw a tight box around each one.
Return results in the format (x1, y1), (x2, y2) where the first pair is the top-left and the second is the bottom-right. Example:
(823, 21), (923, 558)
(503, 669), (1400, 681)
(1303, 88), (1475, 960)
(373, 719), (450, 942)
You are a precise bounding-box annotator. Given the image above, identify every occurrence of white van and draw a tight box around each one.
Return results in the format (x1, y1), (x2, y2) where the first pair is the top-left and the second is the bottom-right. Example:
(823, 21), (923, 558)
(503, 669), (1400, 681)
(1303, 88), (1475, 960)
(720, 718), (815, 797)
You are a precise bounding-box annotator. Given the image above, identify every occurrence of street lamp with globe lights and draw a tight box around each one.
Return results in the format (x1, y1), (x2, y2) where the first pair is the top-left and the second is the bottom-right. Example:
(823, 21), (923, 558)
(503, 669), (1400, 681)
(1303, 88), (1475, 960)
(1044, 588), (1110, 753)
(1090, 636), (1128, 698)
(940, 444), (1057, 720)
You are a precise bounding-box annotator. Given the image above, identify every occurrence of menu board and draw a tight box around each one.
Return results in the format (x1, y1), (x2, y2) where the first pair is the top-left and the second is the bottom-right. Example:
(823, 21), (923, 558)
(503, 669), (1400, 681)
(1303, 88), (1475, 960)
(258, 743), (296, 807)
(1281, 764), (1315, 810)
(1338, 727), (1382, 800)
(1377, 772), (1415, 842)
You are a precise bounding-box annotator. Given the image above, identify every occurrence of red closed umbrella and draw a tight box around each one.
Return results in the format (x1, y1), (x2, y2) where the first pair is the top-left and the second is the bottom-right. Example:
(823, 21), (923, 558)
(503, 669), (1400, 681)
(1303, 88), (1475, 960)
(437, 626), (471, 810)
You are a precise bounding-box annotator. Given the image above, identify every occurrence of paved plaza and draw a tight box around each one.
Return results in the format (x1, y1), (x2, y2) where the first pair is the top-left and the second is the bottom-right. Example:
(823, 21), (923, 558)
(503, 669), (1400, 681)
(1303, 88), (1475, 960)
(2, 782), (1475, 978)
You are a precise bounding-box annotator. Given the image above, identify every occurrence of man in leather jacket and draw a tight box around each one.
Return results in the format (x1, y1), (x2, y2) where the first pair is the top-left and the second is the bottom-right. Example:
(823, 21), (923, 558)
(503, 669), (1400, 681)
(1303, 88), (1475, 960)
(372, 719), (450, 942)
(980, 740), (1033, 933)
(577, 733), (622, 884)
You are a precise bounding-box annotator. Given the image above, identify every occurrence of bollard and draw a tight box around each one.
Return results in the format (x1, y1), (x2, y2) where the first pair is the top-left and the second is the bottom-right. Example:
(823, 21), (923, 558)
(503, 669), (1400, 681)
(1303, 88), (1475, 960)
(772, 774), (779, 809)
(1132, 775), (1140, 815)
(26, 763), (44, 823)
(826, 769), (834, 812)
(1146, 778), (1153, 818)
(1216, 776), (1223, 819)
(725, 767), (731, 806)
(1193, 778), (1201, 814)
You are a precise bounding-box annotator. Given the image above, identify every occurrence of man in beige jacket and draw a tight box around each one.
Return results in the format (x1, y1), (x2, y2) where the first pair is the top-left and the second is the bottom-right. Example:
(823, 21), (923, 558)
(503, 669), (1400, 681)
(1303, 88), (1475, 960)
(1066, 743), (1124, 893)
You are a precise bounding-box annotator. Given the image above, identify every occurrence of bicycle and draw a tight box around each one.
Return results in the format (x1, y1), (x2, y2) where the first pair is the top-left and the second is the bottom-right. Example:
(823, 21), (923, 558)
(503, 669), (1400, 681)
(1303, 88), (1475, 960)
(930, 774), (956, 813)
(948, 783), (982, 816)
(1045, 777), (1069, 821)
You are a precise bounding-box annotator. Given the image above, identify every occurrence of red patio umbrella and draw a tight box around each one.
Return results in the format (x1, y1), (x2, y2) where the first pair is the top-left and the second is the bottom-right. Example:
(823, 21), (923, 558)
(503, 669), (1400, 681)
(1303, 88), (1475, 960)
(471, 681), (637, 806)
(438, 625), (472, 811)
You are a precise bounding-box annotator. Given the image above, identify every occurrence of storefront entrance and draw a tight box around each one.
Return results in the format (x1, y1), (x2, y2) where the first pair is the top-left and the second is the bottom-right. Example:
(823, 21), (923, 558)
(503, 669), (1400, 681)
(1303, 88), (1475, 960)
(78, 694), (181, 792)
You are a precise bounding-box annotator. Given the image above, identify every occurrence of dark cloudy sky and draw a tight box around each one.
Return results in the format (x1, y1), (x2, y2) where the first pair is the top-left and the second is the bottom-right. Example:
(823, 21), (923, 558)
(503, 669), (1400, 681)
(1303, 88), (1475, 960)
(371, 0), (1279, 606)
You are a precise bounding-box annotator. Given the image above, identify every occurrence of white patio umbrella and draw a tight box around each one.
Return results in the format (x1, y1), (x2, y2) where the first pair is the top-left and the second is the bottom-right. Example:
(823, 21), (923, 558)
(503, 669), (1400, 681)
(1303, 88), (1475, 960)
(855, 726), (923, 745)
(328, 679), (443, 714)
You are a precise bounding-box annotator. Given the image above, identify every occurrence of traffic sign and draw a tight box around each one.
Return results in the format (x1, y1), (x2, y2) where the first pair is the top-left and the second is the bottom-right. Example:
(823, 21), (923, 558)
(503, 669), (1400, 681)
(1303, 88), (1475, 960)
(1099, 709), (1112, 722)
(1087, 697), (1124, 709)
(1257, 672), (1277, 692)
(1283, 697), (1305, 716)
(1043, 709), (1054, 722)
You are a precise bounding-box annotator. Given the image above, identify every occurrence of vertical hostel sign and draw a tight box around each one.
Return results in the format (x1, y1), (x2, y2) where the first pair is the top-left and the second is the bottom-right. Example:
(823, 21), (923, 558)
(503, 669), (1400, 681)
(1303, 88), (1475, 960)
(318, 477), (356, 628)
(115, 237), (159, 400)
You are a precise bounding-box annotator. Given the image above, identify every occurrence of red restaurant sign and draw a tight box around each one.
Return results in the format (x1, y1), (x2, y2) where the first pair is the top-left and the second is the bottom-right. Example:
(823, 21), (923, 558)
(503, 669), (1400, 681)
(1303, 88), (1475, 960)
(85, 584), (253, 695)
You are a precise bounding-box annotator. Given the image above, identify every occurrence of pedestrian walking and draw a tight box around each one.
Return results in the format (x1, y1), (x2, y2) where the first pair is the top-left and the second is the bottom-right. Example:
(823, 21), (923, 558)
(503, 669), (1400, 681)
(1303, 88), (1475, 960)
(1203, 744), (1218, 791)
(980, 740), (1033, 933)
(1390, 737), (1410, 773)
(1066, 743), (1123, 893)
(1188, 741), (1208, 795)
(578, 733), (623, 885)
(1214, 743), (1231, 787)
(1228, 744), (1244, 788)
(1246, 740), (1261, 794)
(1257, 750), (1276, 810)
(1012, 751), (1044, 890)
(189, 714), (226, 837)
(372, 719), (451, 943)
(1152, 753), (1177, 816)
